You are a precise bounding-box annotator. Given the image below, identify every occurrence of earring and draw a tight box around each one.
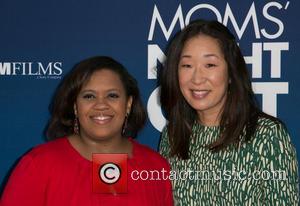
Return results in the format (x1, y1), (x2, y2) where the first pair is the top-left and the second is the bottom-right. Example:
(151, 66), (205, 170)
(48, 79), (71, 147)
(122, 113), (129, 136)
(74, 117), (79, 135)
(228, 79), (232, 93)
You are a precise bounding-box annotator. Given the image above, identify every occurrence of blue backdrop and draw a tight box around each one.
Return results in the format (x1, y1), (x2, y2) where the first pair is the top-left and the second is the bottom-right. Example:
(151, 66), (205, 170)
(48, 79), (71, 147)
(1, 0), (299, 191)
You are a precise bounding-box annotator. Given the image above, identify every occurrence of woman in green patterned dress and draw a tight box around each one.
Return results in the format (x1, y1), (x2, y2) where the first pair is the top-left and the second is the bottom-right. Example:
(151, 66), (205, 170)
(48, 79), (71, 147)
(159, 19), (299, 205)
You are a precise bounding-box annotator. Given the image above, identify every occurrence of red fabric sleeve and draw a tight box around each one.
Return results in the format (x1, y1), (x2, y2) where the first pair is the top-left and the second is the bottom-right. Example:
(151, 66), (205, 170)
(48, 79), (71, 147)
(162, 160), (174, 206)
(1, 154), (47, 206)
(165, 175), (174, 205)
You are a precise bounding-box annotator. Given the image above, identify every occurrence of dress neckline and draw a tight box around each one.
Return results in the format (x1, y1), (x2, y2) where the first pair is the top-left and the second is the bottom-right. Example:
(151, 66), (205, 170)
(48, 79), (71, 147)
(63, 137), (137, 165)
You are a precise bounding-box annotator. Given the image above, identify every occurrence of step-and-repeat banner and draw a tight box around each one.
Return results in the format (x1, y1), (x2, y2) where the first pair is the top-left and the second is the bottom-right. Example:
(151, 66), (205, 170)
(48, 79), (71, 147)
(1, 0), (299, 189)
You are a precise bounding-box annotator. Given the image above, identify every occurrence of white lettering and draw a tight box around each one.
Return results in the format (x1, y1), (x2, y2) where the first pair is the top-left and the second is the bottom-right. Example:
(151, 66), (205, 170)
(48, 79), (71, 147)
(148, 4), (184, 41)
(261, 2), (285, 39)
(28, 62), (39, 75)
(244, 43), (262, 78)
(12, 62), (23, 75)
(147, 86), (167, 131)
(263, 42), (289, 78)
(223, 2), (260, 39)
(53, 62), (63, 75)
(185, 4), (222, 25)
(252, 82), (288, 117)
(148, 44), (166, 79)
(38, 62), (52, 75)
(0, 63), (11, 75)
(131, 170), (139, 181)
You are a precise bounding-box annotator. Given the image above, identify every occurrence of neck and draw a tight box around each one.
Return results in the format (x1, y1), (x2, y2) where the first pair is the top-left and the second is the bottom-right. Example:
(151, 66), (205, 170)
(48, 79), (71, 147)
(68, 134), (132, 161)
(198, 110), (221, 126)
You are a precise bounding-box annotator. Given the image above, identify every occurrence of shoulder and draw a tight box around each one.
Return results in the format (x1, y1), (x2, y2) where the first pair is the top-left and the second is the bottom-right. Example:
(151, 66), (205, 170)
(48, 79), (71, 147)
(256, 116), (285, 131)
(18, 137), (70, 167)
(252, 116), (288, 140)
(4, 138), (70, 187)
(132, 139), (170, 168)
(161, 125), (168, 134)
(158, 126), (171, 158)
(249, 116), (296, 159)
(254, 116), (290, 144)
(27, 137), (69, 158)
(249, 117), (299, 194)
(160, 126), (169, 143)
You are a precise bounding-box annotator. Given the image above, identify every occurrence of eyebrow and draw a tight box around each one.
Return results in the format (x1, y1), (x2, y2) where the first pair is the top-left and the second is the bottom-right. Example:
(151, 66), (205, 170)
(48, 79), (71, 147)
(203, 54), (220, 59)
(80, 89), (95, 93)
(80, 88), (120, 93)
(180, 55), (192, 59)
(79, 89), (96, 95)
(180, 54), (220, 59)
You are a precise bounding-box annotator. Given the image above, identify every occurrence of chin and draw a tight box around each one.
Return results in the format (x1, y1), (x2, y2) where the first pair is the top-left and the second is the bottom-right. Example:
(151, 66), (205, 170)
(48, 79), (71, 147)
(190, 103), (209, 111)
(87, 132), (115, 141)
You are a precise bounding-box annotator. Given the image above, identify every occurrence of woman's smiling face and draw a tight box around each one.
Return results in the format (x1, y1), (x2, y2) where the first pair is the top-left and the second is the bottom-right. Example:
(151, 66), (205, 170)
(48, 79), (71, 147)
(178, 34), (229, 124)
(74, 69), (132, 141)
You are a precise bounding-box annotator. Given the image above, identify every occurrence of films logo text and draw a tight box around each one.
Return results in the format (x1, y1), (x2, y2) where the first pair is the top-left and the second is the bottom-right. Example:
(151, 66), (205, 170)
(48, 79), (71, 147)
(0, 62), (63, 79)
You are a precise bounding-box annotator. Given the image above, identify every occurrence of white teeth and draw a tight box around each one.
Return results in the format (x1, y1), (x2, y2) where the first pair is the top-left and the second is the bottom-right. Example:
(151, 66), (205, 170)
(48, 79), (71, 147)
(192, 90), (209, 95)
(191, 90), (209, 99)
(93, 116), (111, 121)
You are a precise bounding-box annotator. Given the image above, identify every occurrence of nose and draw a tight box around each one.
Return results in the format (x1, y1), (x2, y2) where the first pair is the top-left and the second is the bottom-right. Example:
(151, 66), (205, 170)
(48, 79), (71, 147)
(93, 97), (109, 110)
(191, 66), (206, 84)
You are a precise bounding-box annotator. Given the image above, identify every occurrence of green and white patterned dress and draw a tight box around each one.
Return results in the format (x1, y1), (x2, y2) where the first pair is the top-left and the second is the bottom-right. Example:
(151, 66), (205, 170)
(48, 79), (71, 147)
(159, 117), (299, 205)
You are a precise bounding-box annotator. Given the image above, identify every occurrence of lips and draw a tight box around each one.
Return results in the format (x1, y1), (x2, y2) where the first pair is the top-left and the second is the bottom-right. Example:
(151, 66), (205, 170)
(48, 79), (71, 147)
(191, 89), (210, 99)
(90, 114), (113, 125)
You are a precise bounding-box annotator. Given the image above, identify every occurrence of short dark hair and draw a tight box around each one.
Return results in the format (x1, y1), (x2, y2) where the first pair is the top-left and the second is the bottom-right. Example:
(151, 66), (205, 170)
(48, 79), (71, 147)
(160, 19), (278, 159)
(46, 56), (146, 139)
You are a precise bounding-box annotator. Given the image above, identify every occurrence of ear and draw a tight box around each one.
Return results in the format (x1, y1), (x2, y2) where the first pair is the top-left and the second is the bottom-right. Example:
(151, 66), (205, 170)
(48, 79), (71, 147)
(74, 103), (78, 116)
(126, 96), (133, 115)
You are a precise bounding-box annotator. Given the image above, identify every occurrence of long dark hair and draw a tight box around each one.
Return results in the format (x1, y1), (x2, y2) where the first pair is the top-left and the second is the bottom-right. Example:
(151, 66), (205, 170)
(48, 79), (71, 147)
(46, 56), (146, 139)
(160, 19), (278, 159)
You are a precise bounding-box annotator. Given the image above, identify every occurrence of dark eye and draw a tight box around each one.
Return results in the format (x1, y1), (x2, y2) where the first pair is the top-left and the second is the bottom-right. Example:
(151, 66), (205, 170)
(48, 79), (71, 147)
(83, 94), (95, 99)
(108, 93), (119, 99)
(205, 63), (216, 68)
(181, 64), (192, 68)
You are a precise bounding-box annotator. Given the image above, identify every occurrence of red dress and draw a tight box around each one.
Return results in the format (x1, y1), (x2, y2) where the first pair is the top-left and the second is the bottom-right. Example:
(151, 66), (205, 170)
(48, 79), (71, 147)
(1, 137), (173, 206)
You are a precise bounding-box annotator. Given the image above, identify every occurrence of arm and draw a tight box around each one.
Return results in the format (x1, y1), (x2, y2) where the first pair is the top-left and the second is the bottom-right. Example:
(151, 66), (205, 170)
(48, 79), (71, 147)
(159, 127), (170, 159)
(1, 153), (47, 206)
(163, 162), (174, 206)
(262, 123), (299, 205)
(159, 128), (174, 205)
